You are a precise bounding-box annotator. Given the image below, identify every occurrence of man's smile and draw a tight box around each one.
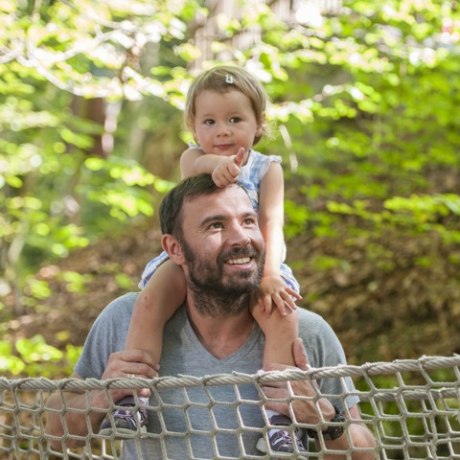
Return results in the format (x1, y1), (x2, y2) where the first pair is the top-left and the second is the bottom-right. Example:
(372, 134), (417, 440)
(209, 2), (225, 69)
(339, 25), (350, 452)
(227, 257), (251, 265)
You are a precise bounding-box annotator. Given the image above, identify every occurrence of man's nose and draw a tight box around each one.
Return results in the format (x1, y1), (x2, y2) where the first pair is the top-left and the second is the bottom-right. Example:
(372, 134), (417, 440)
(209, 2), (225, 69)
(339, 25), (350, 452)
(227, 223), (251, 245)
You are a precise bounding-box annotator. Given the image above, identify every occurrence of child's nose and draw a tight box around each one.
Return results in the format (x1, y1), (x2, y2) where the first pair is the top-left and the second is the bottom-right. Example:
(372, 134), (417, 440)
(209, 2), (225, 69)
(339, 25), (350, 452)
(216, 122), (231, 136)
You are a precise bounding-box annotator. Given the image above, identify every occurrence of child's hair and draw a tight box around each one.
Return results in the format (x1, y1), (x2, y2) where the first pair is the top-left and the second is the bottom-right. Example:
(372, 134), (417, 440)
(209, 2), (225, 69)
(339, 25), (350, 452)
(184, 65), (268, 145)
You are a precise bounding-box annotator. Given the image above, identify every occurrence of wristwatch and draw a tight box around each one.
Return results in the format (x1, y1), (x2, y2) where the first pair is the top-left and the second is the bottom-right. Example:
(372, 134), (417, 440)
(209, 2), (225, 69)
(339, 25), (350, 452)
(306, 405), (345, 440)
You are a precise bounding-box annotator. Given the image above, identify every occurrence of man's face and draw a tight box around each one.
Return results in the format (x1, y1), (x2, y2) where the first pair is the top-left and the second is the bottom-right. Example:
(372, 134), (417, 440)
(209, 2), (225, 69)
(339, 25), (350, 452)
(178, 185), (265, 307)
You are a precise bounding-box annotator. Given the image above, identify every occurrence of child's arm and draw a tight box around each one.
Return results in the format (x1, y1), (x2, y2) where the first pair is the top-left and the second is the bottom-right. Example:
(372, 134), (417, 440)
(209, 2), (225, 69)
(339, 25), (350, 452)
(180, 146), (247, 186)
(258, 162), (301, 315)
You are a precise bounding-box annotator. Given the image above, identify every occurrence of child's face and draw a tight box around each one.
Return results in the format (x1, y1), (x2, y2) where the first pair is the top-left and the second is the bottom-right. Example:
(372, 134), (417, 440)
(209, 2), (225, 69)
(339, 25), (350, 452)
(192, 89), (263, 156)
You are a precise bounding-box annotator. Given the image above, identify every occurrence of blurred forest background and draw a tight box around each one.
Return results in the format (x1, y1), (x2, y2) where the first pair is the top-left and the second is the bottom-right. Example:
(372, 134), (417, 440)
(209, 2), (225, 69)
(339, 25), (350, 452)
(1, 0), (460, 379)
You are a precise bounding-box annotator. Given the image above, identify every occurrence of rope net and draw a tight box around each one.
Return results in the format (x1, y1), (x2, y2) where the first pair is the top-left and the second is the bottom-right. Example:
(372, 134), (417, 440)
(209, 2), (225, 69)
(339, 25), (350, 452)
(1, 355), (459, 459)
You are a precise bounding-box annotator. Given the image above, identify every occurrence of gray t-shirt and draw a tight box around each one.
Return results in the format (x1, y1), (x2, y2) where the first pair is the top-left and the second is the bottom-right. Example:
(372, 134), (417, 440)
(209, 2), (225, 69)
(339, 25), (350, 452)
(76, 293), (358, 459)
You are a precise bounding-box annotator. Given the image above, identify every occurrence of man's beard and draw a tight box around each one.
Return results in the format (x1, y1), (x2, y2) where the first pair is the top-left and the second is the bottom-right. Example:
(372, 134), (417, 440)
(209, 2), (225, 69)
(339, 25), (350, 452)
(180, 239), (265, 317)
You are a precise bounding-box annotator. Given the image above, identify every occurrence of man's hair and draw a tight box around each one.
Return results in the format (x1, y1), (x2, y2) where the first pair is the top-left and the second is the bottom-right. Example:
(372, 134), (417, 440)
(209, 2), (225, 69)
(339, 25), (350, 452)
(160, 174), (221, 236)
(184, 65), (268, 145)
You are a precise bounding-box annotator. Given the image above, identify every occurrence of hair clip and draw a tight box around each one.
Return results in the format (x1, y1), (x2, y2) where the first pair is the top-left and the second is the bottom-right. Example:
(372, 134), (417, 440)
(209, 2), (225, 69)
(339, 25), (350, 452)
(225, 74), (234, 84)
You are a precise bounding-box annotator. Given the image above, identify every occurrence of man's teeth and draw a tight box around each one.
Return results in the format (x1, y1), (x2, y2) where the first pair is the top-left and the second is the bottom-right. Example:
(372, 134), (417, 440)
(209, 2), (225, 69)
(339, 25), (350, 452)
(228, 257), (250, 265)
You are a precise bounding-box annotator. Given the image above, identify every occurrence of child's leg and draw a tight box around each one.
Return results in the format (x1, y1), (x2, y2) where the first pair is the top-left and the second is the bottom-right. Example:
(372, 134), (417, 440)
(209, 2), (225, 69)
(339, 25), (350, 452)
(253, 306), (306, 454)
(125, 259), (186, 364)
(251, 306), (298, 368)
(99, 260), (186, 437)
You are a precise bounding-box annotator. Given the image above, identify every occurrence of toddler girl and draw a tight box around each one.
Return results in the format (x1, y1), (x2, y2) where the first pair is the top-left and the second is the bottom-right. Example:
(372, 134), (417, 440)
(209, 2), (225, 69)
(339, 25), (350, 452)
(100, 65), (305, 454)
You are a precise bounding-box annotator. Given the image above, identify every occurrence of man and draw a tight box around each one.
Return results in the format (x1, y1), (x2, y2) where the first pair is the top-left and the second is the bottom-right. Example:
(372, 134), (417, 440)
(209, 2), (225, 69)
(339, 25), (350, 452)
(45, 174), (376, 458)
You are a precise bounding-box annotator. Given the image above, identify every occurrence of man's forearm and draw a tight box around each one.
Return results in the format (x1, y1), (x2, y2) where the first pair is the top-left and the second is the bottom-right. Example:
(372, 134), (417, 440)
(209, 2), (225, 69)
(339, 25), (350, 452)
(45, 390), (108, 449)
(322, 420), (377, 459)
(324, 406), (377, 460)
(295, 401), (376, 459)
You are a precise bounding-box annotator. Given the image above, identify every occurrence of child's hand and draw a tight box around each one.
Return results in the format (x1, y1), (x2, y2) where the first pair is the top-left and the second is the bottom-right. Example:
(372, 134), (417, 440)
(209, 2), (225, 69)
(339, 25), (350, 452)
(212, 148), (247, 187)
(257, 275), (302, 317)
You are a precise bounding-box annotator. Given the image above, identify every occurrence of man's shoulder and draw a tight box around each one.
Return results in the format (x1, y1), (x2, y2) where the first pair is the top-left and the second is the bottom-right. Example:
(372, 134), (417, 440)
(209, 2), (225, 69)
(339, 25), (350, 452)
(97, 292), (138, 321)
(297, 307), (325, 324)
(296, 307), (336, 338)
(296, 308), (346, 368)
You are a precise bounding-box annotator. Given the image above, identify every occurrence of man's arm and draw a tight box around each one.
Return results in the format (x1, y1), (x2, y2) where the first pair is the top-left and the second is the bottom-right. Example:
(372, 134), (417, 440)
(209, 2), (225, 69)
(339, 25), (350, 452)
(45, 349), (157, 450)
(262, 339), (377, 459)
(45, 374), (111, 449)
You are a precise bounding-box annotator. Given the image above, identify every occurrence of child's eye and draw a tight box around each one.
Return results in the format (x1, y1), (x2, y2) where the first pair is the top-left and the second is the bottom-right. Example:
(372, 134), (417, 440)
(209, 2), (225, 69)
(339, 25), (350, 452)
(229, 116), (242, 123)
(203, 119), (215, 125)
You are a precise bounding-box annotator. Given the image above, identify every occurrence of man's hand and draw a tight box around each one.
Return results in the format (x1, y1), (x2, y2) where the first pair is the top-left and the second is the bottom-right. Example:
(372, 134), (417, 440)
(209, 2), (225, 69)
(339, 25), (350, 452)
(256, 274), (302, 316)
(261, 339), (335, 424)
(262, 340), (378, 458)
(211, 147), (247, 187)
(45, 349), (158, 449)
(101, 349), (159, 403)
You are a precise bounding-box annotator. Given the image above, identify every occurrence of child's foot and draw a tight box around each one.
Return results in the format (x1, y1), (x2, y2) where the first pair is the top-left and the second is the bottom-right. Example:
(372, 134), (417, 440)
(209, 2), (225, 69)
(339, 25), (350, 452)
(99, 396), (147, 438)
(256, 414), (307, 454)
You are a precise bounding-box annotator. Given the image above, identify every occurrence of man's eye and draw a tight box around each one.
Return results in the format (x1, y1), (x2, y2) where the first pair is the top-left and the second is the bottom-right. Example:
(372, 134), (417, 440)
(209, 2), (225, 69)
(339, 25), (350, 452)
(209, 222), (223, 229)
(244, 218), (257, 226)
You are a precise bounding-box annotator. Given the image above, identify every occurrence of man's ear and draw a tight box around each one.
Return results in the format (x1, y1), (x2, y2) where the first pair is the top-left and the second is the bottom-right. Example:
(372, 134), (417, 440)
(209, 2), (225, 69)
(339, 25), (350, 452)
(162, 234), (185, 265)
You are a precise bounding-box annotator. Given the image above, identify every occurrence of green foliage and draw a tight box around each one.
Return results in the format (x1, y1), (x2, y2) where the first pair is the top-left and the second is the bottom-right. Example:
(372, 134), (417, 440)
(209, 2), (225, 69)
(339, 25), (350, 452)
(82, 156), (161, 225)
(0, 336), (80, 377)
(0, 0), (191, 307)
(58, 271), (92, 294)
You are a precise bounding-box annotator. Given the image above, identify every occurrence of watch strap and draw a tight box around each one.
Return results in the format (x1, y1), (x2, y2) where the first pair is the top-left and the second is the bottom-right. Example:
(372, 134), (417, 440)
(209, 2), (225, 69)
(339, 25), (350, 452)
(306, 405), (345, 440)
